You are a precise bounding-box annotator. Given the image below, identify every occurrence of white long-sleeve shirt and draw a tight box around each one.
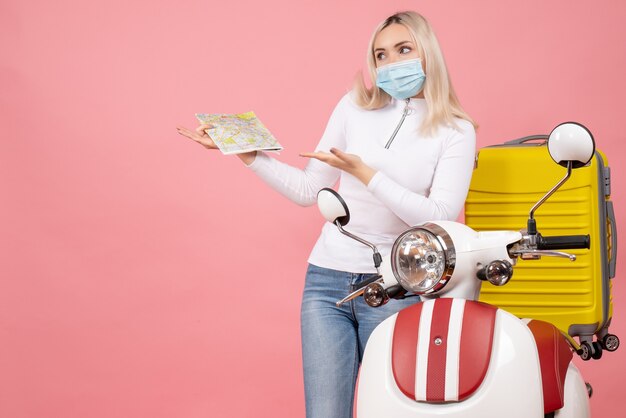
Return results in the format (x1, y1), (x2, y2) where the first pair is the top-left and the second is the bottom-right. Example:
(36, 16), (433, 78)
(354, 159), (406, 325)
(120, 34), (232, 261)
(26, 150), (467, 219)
(247, 92), (476, 273)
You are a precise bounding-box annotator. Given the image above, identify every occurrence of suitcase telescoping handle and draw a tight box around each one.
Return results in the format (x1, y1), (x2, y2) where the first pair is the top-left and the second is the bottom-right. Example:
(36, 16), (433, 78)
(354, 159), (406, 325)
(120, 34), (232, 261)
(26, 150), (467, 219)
(537, 234), (591, 250)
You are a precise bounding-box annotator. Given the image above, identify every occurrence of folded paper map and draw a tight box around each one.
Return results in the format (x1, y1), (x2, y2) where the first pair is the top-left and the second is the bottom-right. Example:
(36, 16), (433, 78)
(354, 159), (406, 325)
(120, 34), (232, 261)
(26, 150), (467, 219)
(195, 111), (283, 155)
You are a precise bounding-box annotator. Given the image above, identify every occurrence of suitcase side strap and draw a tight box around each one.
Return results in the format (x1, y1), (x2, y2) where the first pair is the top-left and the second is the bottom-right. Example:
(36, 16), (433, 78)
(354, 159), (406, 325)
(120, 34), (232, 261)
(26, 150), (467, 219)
(607, 200), (618, 279)
(504, 135), (549, 145)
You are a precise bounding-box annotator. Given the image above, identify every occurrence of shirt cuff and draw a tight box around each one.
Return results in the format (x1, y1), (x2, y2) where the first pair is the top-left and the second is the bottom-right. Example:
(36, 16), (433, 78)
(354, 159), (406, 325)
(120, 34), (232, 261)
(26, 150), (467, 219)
(367, 171), (385, 193)
(245, 151), (265, 170)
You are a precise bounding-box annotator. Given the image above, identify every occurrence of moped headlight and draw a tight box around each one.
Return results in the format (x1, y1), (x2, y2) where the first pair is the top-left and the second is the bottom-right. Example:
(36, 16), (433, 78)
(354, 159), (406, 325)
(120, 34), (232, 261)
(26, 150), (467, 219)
(391, 223), (455, 295)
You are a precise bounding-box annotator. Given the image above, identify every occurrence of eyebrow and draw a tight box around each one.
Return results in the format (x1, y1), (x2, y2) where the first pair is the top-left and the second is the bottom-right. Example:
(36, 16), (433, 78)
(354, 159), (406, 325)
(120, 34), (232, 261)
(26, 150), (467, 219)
(373, 40), (413, 52)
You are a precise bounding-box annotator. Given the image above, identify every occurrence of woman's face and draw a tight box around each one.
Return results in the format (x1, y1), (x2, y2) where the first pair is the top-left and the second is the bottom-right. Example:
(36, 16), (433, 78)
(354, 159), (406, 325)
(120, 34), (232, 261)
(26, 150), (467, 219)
(373, 23), (421, 67)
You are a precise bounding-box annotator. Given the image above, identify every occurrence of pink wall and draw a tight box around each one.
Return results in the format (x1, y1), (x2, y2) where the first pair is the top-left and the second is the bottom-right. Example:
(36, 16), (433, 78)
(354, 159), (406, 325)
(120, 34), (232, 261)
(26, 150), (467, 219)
(1, 0), (625, 416)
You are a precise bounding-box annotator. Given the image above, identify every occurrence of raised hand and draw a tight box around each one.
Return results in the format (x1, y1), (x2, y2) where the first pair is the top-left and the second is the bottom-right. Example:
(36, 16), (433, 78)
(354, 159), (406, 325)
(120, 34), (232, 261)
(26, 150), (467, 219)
(176, 124), (218, 150)
(300, 147), (376, 185)
(175, 124), (257, 165)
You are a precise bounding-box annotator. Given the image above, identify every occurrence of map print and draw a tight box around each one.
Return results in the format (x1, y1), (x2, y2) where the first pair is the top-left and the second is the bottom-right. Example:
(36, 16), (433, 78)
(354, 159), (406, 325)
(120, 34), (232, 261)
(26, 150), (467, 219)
(195, 111), (283, 155)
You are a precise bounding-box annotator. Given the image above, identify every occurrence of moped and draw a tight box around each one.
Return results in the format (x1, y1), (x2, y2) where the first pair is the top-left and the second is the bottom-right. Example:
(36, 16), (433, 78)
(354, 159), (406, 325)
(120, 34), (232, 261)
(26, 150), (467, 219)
(316, 122), (617, 418)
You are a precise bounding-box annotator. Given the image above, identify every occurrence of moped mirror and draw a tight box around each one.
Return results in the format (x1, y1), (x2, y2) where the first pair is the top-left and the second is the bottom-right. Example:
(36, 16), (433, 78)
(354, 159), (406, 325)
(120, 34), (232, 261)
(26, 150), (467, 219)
(317, 188), (383, 274)
(547, 122), (595, 169)
(527, 122), (596, 239)
(317, 188), (350, 226)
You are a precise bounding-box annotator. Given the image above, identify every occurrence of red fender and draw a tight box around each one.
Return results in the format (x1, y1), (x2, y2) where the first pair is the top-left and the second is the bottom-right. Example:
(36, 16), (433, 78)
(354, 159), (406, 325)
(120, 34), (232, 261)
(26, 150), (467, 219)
(526, 319), (573, 414)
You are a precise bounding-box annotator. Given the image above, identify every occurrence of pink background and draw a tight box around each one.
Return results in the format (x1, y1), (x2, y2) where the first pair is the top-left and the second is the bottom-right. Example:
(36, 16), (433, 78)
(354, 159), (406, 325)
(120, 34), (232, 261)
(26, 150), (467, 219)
(2, 0), (625, 416)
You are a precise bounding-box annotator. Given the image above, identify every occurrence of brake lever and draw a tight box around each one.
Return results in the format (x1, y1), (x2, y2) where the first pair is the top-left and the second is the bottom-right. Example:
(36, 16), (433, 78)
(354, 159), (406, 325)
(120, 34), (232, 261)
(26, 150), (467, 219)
(510, 249), (576, 261)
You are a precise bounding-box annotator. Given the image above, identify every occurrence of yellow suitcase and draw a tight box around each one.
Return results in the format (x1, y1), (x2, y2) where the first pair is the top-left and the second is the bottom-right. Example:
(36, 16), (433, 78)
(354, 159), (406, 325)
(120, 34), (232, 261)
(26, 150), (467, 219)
(465, 135), (618, 360)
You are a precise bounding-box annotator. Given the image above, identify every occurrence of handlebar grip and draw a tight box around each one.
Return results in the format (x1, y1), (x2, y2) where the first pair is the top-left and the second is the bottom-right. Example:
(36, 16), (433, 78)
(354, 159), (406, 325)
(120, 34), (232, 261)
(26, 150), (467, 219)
(537, 235), (590, 250)
(386, 285), (407, 300)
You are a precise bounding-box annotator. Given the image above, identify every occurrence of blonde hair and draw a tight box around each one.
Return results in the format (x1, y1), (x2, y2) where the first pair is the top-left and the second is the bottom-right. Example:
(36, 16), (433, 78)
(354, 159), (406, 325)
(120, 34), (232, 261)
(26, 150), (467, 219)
(354, 11), (477, 135)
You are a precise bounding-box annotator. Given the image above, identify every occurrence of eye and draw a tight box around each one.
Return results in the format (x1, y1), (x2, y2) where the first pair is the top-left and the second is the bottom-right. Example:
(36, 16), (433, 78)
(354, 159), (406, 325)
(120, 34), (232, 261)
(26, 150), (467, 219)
(400, 46), (412, 54)
(376, 51), (386, 61)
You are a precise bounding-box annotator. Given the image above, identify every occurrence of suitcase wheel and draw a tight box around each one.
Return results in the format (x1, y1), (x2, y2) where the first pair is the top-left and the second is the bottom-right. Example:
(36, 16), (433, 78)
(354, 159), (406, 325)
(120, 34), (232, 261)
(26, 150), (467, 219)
(579, 342), (593, 361)
(591, 342), (603, 360)
(601, 334), (620, 352)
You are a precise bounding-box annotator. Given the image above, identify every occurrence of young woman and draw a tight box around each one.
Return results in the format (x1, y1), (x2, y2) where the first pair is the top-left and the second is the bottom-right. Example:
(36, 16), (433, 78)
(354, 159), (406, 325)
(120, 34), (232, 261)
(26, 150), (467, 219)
(177, 11), (476, 418)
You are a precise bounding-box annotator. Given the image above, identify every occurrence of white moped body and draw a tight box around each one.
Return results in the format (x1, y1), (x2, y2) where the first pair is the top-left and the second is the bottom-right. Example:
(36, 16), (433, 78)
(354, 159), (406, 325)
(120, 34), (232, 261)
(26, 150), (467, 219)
(316, 123), (601, 418)
(355, 221), (590, 418)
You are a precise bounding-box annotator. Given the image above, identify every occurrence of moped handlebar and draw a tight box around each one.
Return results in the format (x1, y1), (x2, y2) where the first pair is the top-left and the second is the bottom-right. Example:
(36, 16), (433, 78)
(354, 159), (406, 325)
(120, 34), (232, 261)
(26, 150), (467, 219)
(336, 275), (383, 307)
(356, 275), (384, 291)
(536, 234), (590, 250)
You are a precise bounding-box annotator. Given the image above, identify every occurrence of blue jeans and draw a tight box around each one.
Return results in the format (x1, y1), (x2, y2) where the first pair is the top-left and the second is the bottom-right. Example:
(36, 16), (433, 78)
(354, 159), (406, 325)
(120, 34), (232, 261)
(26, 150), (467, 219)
(300, 263), (420, 418)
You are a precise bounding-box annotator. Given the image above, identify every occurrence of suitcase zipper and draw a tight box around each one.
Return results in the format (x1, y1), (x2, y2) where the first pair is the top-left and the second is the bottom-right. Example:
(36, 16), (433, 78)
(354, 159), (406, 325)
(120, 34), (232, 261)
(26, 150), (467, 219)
(384, 98), (411, 149)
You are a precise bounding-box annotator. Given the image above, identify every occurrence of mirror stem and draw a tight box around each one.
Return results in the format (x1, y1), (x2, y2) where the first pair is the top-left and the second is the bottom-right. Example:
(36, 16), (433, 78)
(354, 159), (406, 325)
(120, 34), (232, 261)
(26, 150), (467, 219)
(335, 220), (383, 269)
(527, 161), (573, 235)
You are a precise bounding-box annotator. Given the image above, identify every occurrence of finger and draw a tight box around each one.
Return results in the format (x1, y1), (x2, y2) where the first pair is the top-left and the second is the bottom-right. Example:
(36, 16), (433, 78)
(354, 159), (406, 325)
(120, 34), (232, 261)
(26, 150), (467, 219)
(176, 126), (189, 133)
(195, 125), (211, 136)
(299, 152), (324, 158)
(178, 128), (208, 144)
(303, 155), (347, 170)
(300, 154), (327, 162)
(330, 147), (349, 160)
(302, 153), (339, 165)
(176, 127), (196, 139)
(301, 150), (333, 156)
